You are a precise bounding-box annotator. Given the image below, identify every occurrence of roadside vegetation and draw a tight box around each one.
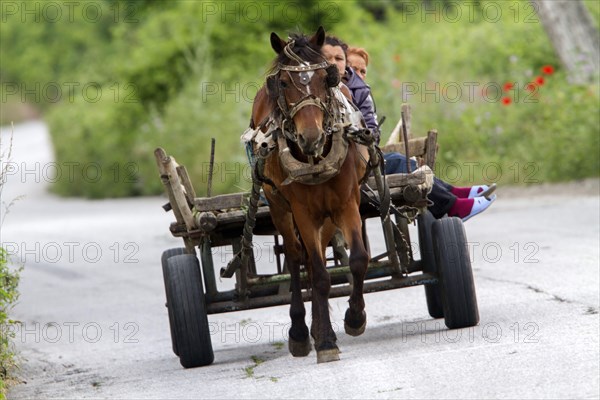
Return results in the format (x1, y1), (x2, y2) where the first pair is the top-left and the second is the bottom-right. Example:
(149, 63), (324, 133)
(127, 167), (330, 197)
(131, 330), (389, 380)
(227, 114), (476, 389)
(0, 130), (22, 398)
(0, 248), (21, 399)
(1, 0), (598, 198)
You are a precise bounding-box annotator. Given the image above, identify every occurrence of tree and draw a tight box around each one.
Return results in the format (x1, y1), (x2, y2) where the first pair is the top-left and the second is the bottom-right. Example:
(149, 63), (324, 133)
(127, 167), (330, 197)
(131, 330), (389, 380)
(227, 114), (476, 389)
(532, 0), (600, 84)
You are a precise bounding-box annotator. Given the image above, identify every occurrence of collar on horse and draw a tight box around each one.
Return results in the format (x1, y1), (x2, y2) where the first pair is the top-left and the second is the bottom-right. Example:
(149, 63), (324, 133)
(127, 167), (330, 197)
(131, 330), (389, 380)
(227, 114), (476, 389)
(277, 127), (348, 185)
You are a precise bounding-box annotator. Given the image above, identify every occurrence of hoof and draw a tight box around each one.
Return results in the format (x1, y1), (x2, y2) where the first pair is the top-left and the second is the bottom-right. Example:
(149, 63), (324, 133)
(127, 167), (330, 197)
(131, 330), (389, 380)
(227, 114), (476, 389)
(317, 348), (340, 363)
(288, 336), (312, 357)
(344, 310), (367, 337)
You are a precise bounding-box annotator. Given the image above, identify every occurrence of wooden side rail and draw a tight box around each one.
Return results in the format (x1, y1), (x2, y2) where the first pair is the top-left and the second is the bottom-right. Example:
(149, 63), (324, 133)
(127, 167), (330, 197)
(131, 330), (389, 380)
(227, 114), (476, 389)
(380, 104), (438, 171)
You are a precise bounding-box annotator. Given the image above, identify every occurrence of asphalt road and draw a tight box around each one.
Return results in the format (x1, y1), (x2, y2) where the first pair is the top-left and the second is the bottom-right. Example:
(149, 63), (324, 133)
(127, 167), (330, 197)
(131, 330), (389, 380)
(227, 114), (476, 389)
(2, 122), (599, 399)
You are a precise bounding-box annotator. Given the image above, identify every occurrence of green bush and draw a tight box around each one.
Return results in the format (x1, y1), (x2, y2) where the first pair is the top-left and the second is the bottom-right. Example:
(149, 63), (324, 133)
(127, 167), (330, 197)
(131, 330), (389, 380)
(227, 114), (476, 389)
(43, 0), (345, 197)
(341, 1), (599, 186)
(2, 0), (599, 197)
(45, 93), (151, 198)
(0, 248), (21, 398)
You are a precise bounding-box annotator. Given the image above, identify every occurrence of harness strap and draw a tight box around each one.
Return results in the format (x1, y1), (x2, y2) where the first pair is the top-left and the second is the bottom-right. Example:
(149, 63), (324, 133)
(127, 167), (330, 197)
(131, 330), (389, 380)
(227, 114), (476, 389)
(279, 61), (329, 72)
(288, 96), (328, 118)
(253, 155), (277, 190)
(281, 40), (327, 70)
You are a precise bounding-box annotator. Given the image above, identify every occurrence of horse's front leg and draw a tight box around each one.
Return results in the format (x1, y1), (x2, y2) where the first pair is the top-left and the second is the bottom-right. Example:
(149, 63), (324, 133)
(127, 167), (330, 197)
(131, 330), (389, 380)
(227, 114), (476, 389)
(266, 193), (311, 357)
(335, 203), (369, 336)
(295, 213), (339, 363)
(286, 236), (311, 357)
(311, 220), (339, 342)
(284, 236), (311, 356)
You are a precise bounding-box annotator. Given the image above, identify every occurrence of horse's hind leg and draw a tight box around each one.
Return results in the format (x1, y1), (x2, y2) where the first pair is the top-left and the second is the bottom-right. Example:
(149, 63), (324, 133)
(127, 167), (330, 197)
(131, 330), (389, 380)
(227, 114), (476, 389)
(336, 204), (369, 336)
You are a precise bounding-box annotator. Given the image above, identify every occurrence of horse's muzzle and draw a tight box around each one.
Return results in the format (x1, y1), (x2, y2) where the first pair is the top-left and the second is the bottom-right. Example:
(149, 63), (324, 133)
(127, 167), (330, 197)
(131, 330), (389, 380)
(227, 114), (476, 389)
(297, 129), (325, 157)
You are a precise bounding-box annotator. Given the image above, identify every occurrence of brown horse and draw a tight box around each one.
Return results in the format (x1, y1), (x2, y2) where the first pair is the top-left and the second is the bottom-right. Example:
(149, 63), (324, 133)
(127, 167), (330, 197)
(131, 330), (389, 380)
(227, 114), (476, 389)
(250, 26), (370, 363)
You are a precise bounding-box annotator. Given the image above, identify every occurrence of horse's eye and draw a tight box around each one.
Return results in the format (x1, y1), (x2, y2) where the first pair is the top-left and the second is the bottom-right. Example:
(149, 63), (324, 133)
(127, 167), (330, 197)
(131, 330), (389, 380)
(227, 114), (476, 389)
(280, 81), (288, 88)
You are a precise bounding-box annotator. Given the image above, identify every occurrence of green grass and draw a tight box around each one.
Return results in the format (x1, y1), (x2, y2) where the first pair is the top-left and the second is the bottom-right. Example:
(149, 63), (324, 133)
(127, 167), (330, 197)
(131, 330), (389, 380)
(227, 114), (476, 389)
(243, 355), (265, 379)
(271, 341), (285, 350)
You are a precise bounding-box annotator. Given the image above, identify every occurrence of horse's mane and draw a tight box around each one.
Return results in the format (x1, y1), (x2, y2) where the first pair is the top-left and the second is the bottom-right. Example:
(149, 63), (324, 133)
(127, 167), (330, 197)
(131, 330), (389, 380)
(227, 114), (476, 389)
(268, 33), (325, 73)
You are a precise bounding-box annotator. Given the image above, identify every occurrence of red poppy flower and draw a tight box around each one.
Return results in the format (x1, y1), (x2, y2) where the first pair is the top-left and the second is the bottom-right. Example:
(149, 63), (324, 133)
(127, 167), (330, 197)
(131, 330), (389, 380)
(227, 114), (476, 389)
(501, 97), (512, 106)
(503, 82), (514, 91)
(541, 65), (554, 75)
(535, 76), (545, 86)
(393, 54), (401, 63)
(525, 82), (537, 92)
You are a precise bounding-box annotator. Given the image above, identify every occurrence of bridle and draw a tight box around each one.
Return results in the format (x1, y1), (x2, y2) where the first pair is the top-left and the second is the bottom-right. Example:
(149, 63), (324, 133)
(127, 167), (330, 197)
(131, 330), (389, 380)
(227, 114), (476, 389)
(261, 40), (352, 185)
(266, 40), (341, 143)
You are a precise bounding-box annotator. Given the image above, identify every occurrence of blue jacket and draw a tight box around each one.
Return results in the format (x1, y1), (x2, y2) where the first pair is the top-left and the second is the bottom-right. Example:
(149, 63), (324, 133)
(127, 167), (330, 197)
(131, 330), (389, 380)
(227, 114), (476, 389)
(344, 67), (380, 144)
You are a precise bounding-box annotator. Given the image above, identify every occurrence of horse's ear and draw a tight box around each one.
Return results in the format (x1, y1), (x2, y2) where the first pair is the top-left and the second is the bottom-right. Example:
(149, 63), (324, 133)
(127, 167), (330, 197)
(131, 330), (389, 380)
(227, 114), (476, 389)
(310, 26), (326, 48)
(270, 32), (286, 54)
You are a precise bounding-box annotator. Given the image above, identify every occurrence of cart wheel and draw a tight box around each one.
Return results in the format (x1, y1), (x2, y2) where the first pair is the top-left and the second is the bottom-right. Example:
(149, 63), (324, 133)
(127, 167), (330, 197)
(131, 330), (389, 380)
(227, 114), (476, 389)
(417, 211), (444, 319)
(161, 248), (188, 356)
(433, 217), (479, 329)
(165, 254), (214, 368)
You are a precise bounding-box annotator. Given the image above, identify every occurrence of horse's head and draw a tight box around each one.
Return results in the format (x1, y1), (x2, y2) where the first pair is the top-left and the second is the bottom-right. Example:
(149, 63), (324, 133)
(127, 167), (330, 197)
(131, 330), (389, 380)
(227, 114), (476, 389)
(267, 26), (340, 157)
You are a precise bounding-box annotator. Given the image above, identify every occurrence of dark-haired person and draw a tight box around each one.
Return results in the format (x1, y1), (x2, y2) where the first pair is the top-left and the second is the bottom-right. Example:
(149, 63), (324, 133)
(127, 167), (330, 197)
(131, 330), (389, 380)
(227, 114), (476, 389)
(322, 36), (496, 221)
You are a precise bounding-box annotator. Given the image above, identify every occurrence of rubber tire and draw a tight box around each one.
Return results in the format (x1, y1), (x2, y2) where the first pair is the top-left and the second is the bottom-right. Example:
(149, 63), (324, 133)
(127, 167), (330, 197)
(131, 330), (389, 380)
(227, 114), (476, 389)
(432, 217), (480, 329)
(417, 211), (444, 318)
(165, 254), (214, 368)
(161, 248), (188, 356)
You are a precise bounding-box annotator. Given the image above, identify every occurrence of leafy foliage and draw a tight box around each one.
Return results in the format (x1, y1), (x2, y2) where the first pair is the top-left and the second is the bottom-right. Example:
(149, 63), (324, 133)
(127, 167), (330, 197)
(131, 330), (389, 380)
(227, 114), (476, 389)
(1, 0), (598, 197)
(0, 132), (22, 396)
(0, 248), (21, 396)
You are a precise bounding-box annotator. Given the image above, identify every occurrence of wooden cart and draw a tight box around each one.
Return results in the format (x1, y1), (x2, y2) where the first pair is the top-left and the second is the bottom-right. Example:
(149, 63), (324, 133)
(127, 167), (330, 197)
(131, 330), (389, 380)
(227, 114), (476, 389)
(155, 106), (479, 368)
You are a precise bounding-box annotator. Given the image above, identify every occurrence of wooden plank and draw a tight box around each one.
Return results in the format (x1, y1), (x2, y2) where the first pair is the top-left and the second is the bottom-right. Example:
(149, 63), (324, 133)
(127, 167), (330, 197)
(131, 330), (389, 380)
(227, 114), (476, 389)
(366, 169), (427, 188)
(194, 193), (250, 212)
(161, 154), (196, 231)
(193, 167), (432, 213)
(193, 166), (433, 214)
(215, 206), (272, 227)
(401, 103), (412, 140)
(380, 137), (427, 158)
(425, 129), (438, 170)
(208, 168), (433, 232)
(170, 169), (434, 246)
(177, 165), (197, 203)
(155, 148), (185, 226)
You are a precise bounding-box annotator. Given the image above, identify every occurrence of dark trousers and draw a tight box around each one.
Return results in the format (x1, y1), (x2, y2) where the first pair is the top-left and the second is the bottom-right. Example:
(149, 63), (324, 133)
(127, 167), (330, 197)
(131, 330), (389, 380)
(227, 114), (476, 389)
(383, 152), (456, 218)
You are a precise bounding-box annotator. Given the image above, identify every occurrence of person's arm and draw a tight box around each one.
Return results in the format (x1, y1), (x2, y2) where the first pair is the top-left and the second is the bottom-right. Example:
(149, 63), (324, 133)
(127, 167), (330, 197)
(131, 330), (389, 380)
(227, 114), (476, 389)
(354, 88), (380, 144)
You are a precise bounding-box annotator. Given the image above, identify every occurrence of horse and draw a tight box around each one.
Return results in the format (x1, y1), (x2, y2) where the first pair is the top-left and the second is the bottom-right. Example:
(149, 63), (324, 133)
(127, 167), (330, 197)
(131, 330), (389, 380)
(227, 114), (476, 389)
(249, 26), (370, 363)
